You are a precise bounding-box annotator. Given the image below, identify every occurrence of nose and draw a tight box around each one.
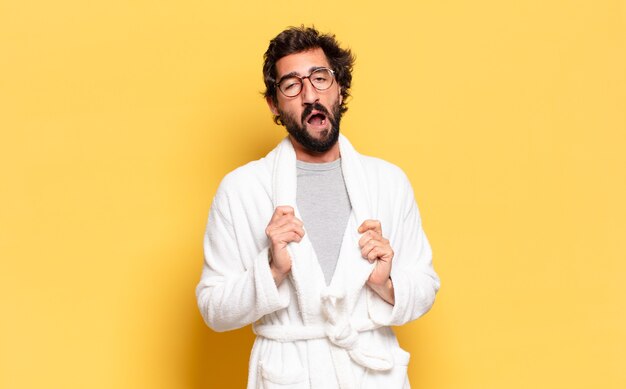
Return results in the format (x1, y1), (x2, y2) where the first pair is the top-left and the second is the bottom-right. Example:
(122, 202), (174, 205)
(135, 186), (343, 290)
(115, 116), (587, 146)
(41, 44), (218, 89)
(300, 77), (320, 105)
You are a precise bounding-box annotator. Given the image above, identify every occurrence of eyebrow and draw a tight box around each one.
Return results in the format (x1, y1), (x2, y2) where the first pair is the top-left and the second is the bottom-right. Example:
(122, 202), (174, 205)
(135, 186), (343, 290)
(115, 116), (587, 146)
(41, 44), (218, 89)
(277, 66), (327, 82)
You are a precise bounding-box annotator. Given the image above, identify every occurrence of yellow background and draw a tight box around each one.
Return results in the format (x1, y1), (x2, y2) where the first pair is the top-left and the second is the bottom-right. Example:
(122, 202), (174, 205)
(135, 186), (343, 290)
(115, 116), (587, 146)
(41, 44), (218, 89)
(1, 0), (625, 388)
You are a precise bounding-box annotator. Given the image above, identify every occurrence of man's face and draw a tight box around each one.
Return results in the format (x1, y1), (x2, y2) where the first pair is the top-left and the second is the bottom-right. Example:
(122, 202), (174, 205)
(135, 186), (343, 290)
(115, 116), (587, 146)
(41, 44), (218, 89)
(267, 48), (343, 153)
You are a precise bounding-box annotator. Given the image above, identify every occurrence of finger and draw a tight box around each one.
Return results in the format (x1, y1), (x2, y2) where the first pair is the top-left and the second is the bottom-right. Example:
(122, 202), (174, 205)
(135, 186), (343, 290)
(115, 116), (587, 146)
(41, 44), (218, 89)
(358, 232), (371, 248)
(358, 219), (382, 235)
(276, 215), (304, 227)
(270, 206), (295, 224)
(270, 215), (304, 230)
(358, 229), (381, 248)
(270, 224), (305, 241)
(277, 230), (304, 244)
(267, 219), (302, 241)
(273, 223), (305, 238)
(361, 239), (381, 259)
(376, 247), (393, 262)
(276, 205), (295, 215)
(367, 246), (381, 263)
(271, 215), (303, 230)
(281, 230), (304, 243)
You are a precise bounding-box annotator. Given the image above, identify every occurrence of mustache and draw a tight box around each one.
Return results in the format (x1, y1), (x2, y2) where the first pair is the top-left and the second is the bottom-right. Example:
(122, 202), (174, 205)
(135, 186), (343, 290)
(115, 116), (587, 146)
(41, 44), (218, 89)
(301, 103), (331, 123)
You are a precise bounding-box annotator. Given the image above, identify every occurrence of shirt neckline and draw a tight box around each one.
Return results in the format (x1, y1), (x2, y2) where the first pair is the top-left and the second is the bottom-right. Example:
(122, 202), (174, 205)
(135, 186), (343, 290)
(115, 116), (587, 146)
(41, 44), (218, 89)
(296, 158), (342, 172)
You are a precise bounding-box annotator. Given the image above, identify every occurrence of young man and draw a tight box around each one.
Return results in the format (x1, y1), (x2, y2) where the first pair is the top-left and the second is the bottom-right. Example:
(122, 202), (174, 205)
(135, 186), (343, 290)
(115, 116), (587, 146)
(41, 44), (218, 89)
(196, 26), (440, 389)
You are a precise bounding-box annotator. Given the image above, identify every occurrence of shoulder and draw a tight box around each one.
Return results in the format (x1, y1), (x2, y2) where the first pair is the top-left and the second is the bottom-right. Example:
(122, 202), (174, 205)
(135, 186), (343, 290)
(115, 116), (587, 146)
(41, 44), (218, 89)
(340, 134), (409, 186)
(359, 154), (411, 188)
(208, 158), (273, 225)
(209, 138), (287, 219)
(357, 154), (419, 219)
(220, 158), (270, 191)
(212, 156), (273, 212)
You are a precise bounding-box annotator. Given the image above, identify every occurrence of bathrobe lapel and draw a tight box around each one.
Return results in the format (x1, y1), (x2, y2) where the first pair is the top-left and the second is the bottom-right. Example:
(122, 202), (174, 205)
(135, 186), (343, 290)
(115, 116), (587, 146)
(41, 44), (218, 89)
(271, 134), (377, 325)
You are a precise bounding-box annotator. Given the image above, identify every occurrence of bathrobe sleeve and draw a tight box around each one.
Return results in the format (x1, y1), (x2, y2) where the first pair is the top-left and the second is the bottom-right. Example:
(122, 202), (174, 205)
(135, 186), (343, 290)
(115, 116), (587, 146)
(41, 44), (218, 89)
(196, 186), (291, 332)
(367, 173), (440, 326)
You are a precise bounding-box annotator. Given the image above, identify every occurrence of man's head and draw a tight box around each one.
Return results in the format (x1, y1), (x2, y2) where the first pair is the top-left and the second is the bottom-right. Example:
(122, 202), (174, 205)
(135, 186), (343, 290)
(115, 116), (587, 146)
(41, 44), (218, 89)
(263, 26), (355, 153)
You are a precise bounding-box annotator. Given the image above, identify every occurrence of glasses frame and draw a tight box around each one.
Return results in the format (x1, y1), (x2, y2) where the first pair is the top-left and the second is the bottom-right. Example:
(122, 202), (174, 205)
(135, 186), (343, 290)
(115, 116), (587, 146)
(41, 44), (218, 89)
(275, 67), (336, 97)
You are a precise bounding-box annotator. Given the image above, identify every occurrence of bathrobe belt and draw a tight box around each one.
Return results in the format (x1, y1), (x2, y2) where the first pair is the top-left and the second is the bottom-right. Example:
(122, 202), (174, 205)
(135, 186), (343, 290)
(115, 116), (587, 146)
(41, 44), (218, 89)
(253, 289), (394, 388)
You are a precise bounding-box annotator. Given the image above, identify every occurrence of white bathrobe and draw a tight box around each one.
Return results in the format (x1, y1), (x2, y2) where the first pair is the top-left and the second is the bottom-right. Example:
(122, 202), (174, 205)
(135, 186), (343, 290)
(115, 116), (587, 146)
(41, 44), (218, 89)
(196, 134), (440, 389)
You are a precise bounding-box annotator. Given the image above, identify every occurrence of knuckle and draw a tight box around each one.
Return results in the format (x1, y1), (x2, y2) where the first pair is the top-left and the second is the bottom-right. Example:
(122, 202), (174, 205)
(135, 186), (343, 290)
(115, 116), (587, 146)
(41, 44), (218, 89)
(276, 206), (292, 215)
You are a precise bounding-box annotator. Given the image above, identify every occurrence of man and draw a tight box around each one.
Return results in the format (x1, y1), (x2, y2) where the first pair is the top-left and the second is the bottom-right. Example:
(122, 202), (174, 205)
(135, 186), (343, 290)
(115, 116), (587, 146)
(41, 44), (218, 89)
(196, 26), (440, 389)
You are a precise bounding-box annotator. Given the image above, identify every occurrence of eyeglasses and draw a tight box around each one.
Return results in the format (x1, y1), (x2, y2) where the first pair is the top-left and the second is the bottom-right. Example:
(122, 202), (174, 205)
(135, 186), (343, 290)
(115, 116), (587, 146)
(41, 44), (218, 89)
(276, 68), (335, 97)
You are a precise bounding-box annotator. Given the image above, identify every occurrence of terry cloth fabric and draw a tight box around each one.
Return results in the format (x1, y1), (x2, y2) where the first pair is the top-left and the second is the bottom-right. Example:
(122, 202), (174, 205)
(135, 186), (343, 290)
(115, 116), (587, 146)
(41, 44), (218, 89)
(196, 134), (440, 389)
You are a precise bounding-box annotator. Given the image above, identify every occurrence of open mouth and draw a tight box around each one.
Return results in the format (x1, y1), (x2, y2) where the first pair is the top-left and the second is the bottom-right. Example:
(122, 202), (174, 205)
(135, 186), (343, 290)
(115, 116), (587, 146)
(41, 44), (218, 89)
(306, 111), (327, 127)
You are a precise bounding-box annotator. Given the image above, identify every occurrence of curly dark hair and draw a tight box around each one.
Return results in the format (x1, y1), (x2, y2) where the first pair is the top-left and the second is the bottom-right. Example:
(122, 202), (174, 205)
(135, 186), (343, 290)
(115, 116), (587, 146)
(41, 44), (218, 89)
(263, 26), (355, 124)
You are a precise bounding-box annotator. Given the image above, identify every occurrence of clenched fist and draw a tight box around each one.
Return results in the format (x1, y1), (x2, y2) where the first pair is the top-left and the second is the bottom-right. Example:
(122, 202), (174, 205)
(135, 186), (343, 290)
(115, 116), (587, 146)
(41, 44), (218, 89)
(265, 206), (305, 285)
(358, 219), (395, 305)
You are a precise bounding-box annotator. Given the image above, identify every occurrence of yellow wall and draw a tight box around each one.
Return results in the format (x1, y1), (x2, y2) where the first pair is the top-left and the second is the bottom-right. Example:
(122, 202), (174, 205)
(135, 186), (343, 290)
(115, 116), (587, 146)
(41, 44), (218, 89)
(1, 1), (625, 388)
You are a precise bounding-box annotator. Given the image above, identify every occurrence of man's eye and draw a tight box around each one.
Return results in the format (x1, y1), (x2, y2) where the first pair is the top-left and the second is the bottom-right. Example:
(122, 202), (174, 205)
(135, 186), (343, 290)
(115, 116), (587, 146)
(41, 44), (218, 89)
(282, 79), (299, 90)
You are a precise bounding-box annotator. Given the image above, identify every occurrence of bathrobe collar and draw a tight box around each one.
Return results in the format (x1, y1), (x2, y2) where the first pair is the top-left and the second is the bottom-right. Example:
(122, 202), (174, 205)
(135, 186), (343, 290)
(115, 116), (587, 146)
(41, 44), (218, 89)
(270, 134), (377, 325)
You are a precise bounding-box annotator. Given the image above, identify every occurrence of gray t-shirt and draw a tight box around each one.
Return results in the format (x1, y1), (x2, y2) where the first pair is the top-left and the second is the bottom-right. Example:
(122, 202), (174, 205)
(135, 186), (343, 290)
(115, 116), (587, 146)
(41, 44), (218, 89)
(296, 158), (352, 285)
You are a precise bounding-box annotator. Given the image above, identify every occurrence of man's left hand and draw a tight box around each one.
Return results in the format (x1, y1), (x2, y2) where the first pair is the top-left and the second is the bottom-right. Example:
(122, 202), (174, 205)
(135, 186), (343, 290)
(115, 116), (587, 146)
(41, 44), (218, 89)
(358, 220), (395, 304)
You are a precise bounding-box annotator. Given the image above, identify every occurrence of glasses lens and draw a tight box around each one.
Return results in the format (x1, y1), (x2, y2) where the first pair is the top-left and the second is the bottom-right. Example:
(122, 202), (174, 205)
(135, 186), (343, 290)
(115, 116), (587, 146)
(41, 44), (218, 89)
(310, 69), (333, 90)
(278, 77), (302, 97)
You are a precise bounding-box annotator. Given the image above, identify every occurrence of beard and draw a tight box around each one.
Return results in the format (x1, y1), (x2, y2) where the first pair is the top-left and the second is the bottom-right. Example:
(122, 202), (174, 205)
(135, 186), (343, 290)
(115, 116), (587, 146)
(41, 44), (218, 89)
(278, 101), (342, 153)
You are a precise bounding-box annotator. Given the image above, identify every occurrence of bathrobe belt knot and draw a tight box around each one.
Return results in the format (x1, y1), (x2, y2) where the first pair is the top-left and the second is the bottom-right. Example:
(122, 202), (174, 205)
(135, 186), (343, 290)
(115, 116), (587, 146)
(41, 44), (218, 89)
(253, 288), (394, 384)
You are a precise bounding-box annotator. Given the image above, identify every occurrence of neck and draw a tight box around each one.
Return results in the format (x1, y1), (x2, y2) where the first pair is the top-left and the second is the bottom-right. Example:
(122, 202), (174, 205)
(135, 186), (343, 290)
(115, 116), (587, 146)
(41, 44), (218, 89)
(289, 136), (340, 163)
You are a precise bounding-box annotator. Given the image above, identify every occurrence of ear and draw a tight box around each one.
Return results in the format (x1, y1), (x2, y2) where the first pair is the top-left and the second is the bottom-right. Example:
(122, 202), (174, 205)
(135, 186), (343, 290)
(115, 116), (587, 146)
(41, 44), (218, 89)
(266, 97), (279, 116)
(338, 87), (343, 105)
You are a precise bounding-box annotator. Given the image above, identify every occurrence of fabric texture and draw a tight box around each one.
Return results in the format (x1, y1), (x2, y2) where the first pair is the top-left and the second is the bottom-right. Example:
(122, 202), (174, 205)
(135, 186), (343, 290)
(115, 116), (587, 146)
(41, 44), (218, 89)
(196, 134), (440, 389)
(296, 158), (351, 285)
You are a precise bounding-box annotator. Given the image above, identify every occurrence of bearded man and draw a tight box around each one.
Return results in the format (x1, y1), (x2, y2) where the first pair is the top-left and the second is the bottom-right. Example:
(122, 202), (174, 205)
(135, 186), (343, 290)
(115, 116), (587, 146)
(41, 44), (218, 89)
(196, 26), (440, 389)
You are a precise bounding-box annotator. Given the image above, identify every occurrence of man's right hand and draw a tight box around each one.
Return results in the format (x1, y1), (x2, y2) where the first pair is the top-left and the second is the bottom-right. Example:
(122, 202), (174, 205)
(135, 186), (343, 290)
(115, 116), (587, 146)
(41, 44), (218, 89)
(265, 206), (305, 285)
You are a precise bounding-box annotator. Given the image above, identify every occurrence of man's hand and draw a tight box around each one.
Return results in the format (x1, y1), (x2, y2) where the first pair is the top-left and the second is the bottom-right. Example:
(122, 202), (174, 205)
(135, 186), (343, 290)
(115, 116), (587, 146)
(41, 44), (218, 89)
(358, 220), (395, 305)
(265, 206), (305, 285)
